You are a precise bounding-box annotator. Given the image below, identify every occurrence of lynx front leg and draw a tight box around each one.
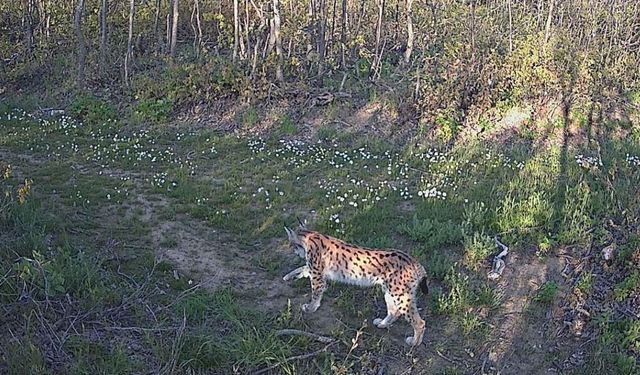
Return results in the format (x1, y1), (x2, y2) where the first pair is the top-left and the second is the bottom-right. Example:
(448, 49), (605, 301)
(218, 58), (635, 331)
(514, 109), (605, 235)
(283, 265), (310, 281)
(302, 274), (326, 313)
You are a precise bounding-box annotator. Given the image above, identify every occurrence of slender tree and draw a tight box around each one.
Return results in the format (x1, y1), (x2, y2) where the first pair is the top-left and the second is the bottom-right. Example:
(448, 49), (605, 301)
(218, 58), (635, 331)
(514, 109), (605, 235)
(273, 0), (284, 82)
(233, 0), (239, 61)
(190, 0), (202, 57)
(166, 0), (172, 54)
(154, 0), (162, 54)
(170, 0), (179, 60)
(340, 0), (347, 69)
(23, 0), (34, 56)
(99, 0), (108, 69)
(469, 0), (476, 64)
(404, 0), (414, 64)
(371, 0), (386, 78)
(544, 0), (555, 46)
(74, 0), (86, 89)
(125, 0), (134, 85)
(318, 0), (327, 80)
(508, 0), (513, 53)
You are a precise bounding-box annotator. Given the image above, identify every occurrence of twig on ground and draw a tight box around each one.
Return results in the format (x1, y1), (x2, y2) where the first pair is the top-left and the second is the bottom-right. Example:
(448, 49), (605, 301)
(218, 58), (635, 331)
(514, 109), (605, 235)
(160, 310), (187, 375)
(102, 325), (180, 333)
(275, 329), (334, 343)
(435, 349), (458, 364)
(488, 236), (509, 280)
(251, 341), (338, 375)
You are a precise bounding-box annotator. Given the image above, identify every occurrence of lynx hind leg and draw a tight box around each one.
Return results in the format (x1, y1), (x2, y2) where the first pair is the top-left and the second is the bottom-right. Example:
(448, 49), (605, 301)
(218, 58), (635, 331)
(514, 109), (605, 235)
(403, 300), (425, 346)
(373, 292), (400, 328)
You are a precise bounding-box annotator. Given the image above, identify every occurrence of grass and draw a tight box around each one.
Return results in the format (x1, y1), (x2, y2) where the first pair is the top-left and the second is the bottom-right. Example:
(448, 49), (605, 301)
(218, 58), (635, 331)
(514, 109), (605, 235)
(534, 281), (560, 304)
(0, 102), (639, 373)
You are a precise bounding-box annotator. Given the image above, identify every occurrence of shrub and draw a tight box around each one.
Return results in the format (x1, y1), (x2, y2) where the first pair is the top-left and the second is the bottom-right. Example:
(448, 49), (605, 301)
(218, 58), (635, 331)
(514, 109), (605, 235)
(69, 94), (117, 126)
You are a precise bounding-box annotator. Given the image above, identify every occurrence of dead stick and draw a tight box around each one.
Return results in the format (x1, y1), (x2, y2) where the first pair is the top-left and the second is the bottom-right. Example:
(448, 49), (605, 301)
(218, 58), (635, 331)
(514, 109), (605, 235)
(252, 341), (337, 375)
(275, 329), (334, 343)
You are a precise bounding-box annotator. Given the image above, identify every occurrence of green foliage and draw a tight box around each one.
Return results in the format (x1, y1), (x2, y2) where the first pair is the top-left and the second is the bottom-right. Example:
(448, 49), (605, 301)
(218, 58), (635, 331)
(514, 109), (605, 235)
(462, 201), (490, 233)
(69, 94), (117, 126)
(131, 98), (173, 124)
(474, 284), (502, 309)
(613, 272), (640, 302)
(462, 231), (494, 271)
(425, 251), (454, 281)
(400, 214), (462, 250)
(576, 272), (594, 296)
(435, 113), (459, 143)
(66, 339), (138, 374)
(582, 317), (639, 375)
(241, 107), (259, 128)
(617, 234), (640, 265)
(534, 281), (559, 304)
(557, 181), (594, 245)
(432, 271), (470, 315)
(175, 290), (216, 323)
(131, 60), (246, 111)
(508, 34), (554, 101)
(3, 341), (47, 374)
(459, 311), (485, 336)
(278, 114), (297, 135)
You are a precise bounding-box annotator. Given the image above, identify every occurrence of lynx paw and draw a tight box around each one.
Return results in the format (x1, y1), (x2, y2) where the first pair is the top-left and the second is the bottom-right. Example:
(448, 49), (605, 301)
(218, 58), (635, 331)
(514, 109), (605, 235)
(302, 303), (318, 313)
(373, 318), (389, 328)
(405, 336), (421, 346)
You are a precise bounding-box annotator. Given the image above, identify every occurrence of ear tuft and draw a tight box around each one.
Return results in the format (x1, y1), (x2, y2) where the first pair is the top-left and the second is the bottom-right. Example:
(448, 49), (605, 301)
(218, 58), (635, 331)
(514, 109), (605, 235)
(296, 217), (307, 229)
(284, 226), (296, 242)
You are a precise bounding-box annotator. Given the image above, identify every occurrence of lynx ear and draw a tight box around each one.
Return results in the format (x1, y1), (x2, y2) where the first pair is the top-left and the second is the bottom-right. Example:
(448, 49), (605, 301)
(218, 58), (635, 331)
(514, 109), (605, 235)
(284, 226), (300, 244)
(296, 217), (307, 229)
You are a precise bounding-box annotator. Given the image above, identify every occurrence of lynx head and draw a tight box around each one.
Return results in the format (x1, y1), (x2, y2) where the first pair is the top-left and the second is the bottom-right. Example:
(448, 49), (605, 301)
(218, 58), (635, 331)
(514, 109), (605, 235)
(284, 226), (306, 258)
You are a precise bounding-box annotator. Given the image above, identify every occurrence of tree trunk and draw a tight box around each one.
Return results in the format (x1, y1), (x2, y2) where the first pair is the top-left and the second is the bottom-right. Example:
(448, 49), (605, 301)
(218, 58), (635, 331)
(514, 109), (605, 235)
(404, 0), (413, 64)
(233, 0), (239, 61)
(508, 0), (513, 53)
(170, 0), (179, 60)
(273, 0), (284, 82)
(154, 0), (162, 54)
(74, 0), (86, 89)
(166, 1), (171, 54)
(544, 0), (555, 45)
(340, 0), (347, 69)
(318, 0), (327, 80)
(191, 0), (202, 57)
(328, 0), (337, 57)
(371, 0), (385, 78)
(470, 0), (476, 64)
(306, 0), (315, 60)
(43, 0), (51, 42)
(23, 0), (34, 56)
(100, 0), (108, 69)
(125, 0), (134, 85)
(245, 0), (250, 61)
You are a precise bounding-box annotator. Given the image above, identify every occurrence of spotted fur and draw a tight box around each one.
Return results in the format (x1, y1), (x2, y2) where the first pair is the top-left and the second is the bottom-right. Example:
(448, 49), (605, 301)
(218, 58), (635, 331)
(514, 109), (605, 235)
(283, 226), (428, 346)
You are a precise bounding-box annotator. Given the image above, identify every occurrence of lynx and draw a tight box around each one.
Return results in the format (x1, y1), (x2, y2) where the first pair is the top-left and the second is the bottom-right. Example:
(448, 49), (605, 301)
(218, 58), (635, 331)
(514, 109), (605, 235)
(283, 225), (428, 346)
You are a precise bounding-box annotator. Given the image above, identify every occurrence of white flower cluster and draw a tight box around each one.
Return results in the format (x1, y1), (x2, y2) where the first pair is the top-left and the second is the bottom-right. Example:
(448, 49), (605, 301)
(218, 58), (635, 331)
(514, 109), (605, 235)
(417, 187), (447, 199)
(625, 154), (640, 167)
(575, 154), (602, 169)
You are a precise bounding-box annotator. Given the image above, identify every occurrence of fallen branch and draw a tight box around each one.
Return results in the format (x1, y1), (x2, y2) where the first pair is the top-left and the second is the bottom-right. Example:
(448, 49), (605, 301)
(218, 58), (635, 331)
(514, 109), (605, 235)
(435, 349), (458, 364)
(275, 329), (334, 343)
(488, 236), (509, 280)
(251, 341), (338, 375)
